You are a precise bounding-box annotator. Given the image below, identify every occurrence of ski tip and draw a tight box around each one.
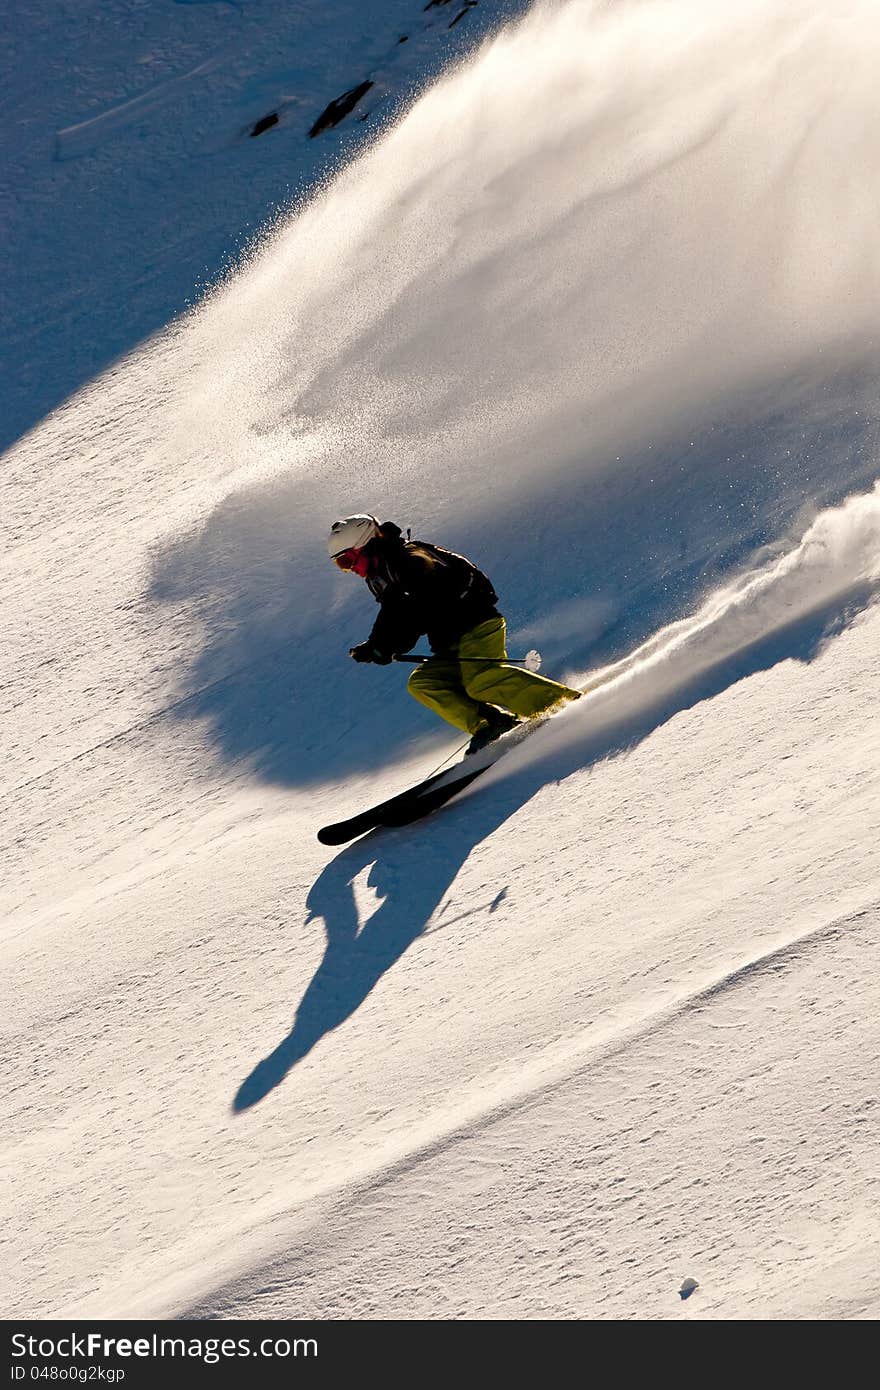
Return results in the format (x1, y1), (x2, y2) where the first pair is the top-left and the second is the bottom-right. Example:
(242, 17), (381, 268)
(317, 825), (349, 846)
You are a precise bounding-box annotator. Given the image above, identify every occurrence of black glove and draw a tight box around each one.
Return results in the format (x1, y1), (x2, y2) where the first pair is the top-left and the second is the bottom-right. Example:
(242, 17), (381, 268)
(349, 642), (392, 665)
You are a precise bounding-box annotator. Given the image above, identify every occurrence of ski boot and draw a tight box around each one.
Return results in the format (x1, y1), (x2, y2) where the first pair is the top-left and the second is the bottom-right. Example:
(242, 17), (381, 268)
(466, 707), (521, 757)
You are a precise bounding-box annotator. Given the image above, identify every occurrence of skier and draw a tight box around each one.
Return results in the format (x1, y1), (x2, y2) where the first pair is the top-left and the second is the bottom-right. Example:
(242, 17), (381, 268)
(328, 514), (581, 753)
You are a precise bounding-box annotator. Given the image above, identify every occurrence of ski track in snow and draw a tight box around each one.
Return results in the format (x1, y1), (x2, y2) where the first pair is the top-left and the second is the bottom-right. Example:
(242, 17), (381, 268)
(54, 54), (229, 162)
(5, 601), (879, 1319)
(477, 483), (880, 795)
(183, 902), (880, 1321)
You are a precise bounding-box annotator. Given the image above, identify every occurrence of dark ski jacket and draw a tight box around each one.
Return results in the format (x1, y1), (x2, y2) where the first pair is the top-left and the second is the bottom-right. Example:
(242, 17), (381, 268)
(365, 529), (499, 657)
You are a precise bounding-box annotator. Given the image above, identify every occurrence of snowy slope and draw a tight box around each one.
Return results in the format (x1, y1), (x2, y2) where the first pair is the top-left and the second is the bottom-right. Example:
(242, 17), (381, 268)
(0, 0), (522, 453)
(3, 0), (880, 1321)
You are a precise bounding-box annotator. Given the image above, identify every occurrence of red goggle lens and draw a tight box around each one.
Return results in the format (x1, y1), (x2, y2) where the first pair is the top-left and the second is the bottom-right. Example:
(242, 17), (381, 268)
(333, 547), (362, 570)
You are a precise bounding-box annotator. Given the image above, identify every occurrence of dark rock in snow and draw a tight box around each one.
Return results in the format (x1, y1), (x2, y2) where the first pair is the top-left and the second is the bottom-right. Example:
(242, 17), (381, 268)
(250, 112), (279, 138)
(309, 81), (375, 138)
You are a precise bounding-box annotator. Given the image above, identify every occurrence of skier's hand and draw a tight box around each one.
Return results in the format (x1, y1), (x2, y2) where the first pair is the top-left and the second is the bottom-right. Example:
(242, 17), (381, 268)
(349, 642), (391, 665)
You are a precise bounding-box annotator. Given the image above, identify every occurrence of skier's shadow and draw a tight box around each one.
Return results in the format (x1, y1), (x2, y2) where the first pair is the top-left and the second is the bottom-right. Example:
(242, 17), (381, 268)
(233, 783), (524, 1112)
(233, 586), (877, 1112)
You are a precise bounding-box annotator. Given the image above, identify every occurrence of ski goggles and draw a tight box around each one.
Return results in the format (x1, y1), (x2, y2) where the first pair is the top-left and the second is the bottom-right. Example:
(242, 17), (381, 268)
(333, 546), (370, 575)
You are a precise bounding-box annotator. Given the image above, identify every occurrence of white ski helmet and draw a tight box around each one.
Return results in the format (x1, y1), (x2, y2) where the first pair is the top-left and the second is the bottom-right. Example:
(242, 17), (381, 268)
(327, 514), (381, 558)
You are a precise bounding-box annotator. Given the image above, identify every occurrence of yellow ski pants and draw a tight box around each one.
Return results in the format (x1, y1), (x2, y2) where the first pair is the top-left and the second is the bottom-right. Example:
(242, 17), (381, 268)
(407, 616), (581, 734)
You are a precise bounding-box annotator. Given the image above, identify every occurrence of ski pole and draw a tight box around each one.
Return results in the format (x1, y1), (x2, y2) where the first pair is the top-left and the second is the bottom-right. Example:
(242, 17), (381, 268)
(393, 653), (541, 668)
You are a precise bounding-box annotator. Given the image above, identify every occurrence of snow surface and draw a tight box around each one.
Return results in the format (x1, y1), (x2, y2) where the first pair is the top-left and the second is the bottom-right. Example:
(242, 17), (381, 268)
(3, 0), (880, 1320)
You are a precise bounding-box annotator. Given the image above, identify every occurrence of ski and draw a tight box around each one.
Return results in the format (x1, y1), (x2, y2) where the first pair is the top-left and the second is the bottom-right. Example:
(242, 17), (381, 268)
(317, 764), (463, 845)
(316, 714), (547, 845)
(315, 663), (619, 847)
(372, 763), (490, 830)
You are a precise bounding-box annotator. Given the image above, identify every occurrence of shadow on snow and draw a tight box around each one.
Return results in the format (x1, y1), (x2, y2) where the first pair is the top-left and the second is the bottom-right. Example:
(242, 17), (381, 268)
(149, 362), (880, 791)
(233, 584), (876, 1110)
